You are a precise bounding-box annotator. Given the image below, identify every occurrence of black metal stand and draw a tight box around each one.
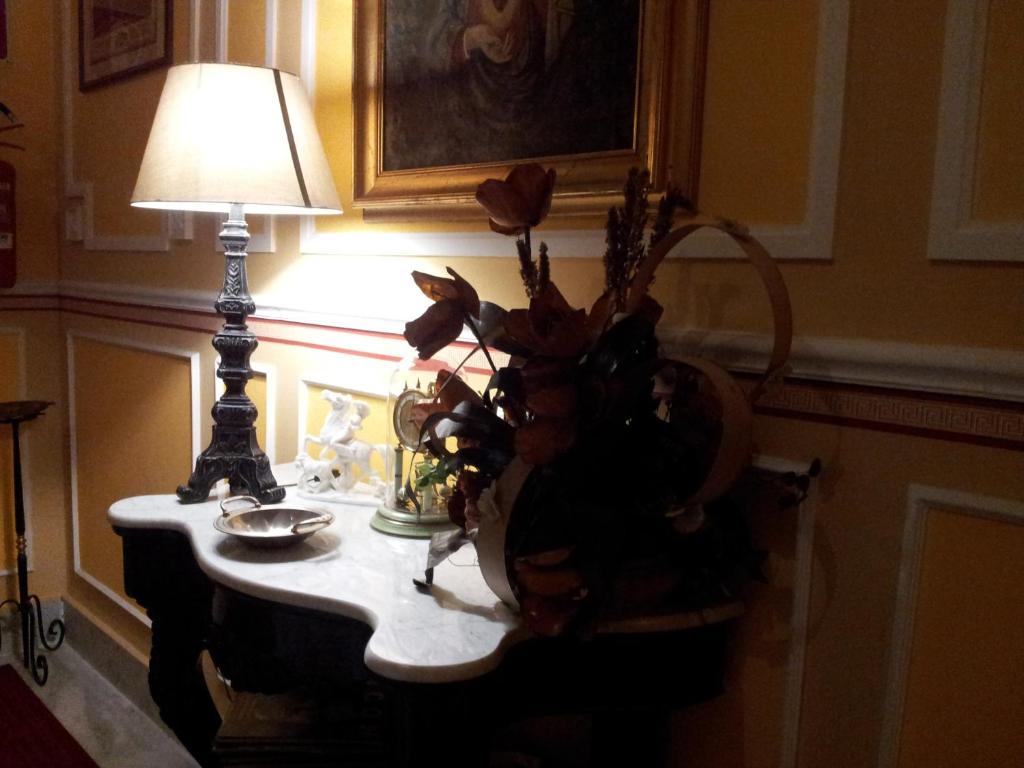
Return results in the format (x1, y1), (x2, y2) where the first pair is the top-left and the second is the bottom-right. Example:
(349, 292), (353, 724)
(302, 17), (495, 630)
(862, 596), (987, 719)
(0, 400), (66, 685)
(177, 204), (283, 505)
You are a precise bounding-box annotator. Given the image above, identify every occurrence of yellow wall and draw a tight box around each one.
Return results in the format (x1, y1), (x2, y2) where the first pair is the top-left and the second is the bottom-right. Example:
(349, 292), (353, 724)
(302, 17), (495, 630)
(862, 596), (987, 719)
(52, 1), (1024, 349)
(226, 0), (266, 67)
(71, 0), (192, 239)
(0, 4), (67, 607)
(896, 507), (1024, 768)
(70, 335), (194, 613)
(0, 314), (70, 603)
(671, 471), (803, 766)
(0, 0), (1019, 765)
(699, 0), (817, 224)
(751, 417), (1022, 768)
(0, 1), (61, 284)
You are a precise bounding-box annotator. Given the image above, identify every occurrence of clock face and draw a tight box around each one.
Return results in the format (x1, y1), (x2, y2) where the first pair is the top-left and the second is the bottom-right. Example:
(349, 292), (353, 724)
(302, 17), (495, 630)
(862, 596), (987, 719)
(393, 389), (429, 451)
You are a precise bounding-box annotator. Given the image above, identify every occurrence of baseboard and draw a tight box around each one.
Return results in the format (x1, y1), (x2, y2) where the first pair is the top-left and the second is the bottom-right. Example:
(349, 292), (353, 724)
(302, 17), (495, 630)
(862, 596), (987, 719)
(0, 596), (64, 662)
(60, 599), (165, 730)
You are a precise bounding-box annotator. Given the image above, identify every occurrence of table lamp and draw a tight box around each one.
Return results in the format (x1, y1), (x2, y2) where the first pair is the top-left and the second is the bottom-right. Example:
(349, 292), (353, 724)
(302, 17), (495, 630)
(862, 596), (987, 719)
(131, 63), (341, 504)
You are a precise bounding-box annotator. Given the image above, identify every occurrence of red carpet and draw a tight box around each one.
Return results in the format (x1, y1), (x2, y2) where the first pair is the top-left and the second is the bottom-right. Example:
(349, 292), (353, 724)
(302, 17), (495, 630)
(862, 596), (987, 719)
(0, 664), (99, 768)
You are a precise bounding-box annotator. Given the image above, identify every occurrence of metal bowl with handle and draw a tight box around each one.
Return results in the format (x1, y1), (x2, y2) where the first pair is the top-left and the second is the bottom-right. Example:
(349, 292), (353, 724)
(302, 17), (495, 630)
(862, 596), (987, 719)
(214, 495), (335, 548)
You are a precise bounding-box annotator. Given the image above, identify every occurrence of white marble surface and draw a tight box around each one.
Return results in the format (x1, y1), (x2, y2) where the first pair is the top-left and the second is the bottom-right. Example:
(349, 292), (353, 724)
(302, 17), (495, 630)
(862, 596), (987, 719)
(108, 484), (527, 684)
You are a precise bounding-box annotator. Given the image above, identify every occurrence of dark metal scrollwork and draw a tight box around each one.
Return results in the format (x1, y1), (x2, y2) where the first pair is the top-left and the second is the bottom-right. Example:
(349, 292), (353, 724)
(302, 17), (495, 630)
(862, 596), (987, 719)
(0, 403), (66, 685)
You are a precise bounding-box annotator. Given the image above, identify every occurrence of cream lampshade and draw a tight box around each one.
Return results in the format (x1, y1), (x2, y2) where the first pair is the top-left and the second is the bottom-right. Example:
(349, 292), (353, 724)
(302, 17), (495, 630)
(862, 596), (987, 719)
(131, 62), (341, 504)
(132, 62), (340, 215)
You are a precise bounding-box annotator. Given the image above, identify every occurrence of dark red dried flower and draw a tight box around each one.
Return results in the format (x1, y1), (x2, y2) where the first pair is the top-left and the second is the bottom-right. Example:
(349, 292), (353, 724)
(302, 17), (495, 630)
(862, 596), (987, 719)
(475, 164), (556, 236)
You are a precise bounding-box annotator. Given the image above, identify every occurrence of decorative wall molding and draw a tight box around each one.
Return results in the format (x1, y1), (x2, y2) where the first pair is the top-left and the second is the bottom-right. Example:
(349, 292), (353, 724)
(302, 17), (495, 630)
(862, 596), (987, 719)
(0, 281), (61, 298)
(216, 0), (228, 63)
(757, 379), (1023, 451)
(0, 326), (34, 577)
(59, 279), (217, 316)
(63, 180), (187, 252)
(265, 0), (279, 70)
(877, 485), (1024, 767)
(928, 0), (1023, 262)
(251, 0), (277, 254)
(298, 0), (324, 249)
(662, 328), (1024, 406)
(674, 0), (849, 262)
(66, 330), (202, 626)
(189, 0), (203, 62)
(660, 329), (1024, 405)
(298, 0), (849, 261)
(48, 281), (1024, 407)
(300, 0), (317, 92)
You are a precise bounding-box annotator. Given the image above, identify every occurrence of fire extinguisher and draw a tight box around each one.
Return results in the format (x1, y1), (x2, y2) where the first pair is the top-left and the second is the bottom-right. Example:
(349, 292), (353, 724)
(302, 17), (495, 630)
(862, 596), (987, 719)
(0, 160), (13, 288)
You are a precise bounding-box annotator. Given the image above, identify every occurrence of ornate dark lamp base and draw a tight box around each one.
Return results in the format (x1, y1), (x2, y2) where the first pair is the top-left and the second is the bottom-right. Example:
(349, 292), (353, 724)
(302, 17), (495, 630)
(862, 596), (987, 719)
(177, 205), (283, 505)
(178, 428), (284, 504)
(0, 401), (67, 685)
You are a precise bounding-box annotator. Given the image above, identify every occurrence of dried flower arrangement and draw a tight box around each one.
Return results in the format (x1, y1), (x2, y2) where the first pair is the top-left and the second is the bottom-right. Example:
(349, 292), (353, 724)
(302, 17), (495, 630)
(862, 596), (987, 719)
(404, 164), (801, 636)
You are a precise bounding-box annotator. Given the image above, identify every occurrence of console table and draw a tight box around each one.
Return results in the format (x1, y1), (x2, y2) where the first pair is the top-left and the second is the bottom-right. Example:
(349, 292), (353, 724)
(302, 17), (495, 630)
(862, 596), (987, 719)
(110, 482), (736, 767)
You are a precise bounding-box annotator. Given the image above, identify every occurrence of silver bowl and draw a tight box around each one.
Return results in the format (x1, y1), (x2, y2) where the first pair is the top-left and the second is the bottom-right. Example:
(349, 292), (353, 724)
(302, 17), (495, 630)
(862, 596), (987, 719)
(214, 496), (334, 549)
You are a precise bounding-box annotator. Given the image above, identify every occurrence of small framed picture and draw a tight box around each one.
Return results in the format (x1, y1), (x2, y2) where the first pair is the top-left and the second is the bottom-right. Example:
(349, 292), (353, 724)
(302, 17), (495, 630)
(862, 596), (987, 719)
(79, 0), (172, 91)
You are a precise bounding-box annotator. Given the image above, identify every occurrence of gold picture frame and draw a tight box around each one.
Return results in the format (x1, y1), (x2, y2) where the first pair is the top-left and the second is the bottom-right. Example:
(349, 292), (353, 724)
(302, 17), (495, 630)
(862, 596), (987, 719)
(352, 0), (709, 222)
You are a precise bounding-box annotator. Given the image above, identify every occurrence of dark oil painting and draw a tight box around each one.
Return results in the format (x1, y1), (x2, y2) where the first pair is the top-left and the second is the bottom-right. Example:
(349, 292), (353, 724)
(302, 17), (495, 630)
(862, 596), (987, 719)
(381, 0), (641, 172)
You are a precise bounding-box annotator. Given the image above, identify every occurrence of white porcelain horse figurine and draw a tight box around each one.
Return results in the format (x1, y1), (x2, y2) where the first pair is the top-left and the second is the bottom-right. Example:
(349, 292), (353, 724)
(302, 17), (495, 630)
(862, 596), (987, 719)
(304, 390), (357, 456)
(294, 452), (335, 493)
(296, 390), (385, 496)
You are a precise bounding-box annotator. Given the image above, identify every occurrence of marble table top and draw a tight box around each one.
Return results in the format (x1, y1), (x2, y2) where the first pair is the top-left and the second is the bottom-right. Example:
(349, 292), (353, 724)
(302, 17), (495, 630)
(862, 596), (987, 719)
(108, 476), (527, 684)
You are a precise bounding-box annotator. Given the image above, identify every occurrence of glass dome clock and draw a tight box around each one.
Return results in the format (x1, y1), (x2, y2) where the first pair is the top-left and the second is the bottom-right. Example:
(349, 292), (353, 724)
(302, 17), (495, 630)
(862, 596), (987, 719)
(370, 360), (457, 538)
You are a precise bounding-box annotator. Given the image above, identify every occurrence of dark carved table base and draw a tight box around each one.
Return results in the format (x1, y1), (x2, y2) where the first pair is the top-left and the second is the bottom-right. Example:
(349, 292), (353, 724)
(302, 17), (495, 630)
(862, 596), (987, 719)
(117, 526), (728, 767)
(120, 529), (221, 766)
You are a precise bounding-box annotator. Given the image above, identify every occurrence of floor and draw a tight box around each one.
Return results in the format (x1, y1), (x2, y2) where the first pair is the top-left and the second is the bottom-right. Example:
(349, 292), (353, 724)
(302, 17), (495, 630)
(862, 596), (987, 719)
(0, 632), (590, 768)
(2, 643), (198, 768)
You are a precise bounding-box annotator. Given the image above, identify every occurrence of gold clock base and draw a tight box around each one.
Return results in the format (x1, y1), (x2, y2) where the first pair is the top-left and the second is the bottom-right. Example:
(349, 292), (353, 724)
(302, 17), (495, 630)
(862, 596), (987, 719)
(370, 504), (456, 538)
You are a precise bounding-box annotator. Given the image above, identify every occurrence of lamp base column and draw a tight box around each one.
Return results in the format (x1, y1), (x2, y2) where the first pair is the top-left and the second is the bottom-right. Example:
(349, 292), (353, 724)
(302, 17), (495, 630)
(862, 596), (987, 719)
(177, 205), (284, 505)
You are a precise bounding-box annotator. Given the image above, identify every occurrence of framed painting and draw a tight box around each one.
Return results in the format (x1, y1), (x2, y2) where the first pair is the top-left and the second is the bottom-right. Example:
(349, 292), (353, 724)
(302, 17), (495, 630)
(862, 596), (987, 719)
(353, 0), (709, 221)
(79, 0), (172, 91)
